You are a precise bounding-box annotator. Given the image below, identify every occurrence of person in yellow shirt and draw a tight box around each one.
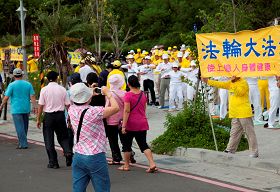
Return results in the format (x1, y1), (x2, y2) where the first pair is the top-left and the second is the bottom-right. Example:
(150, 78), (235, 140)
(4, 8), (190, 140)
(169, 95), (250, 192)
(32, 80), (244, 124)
(181, 52), (191, 68)
(85, 55), (102, 76)
(107, 60), (126, 90)
(202, 76), (258, 158)
(171, 46), (178, 61)
(27, 55), (38, 72)
(16, 61), (23, 70)
(258, 78), (270, 111)
(134, 49), (144, 64)
(74, 61), (83, 73)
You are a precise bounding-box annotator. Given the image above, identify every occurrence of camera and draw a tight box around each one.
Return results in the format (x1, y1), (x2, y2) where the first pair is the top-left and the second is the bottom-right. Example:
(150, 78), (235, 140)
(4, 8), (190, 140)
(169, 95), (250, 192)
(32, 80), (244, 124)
(94, 87), (102, 94)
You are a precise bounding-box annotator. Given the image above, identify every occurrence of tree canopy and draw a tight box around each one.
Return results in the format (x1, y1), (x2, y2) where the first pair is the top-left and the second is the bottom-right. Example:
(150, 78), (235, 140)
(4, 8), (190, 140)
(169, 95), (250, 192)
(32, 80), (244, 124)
(1, 0), (280, 55)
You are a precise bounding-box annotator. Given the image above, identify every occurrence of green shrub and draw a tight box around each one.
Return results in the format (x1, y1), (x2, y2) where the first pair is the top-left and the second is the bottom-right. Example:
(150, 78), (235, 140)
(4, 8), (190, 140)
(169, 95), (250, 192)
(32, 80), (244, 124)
(28, 72), (42, 99)
(151, 90), (248, 154)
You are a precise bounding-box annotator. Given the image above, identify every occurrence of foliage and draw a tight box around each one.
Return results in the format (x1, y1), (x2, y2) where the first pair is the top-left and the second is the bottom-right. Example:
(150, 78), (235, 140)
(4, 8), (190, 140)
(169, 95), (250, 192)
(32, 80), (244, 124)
(197, 2), (254, 33)
(1, 0), (280, 55)
(151, 85), (248, 155)
(28, 72), (41, 99)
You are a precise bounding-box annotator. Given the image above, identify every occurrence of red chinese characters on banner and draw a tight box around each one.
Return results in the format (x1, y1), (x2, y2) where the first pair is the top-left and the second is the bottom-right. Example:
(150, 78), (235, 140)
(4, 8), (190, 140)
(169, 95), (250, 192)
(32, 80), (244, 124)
(32, 34), (40, 58)
(206, 62), (271, 73)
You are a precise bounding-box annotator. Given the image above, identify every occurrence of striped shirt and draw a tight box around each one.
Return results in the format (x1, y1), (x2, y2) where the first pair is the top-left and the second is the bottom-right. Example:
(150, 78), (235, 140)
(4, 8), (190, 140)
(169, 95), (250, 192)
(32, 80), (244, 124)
(68, 104), (106, 155)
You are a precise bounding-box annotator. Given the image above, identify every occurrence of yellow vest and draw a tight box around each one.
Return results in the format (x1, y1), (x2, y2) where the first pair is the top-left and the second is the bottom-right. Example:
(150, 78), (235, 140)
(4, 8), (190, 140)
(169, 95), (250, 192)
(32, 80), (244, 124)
(27, 59), (38, 72)
(180, 59), (190, 68)
(134, 53), (143, 64)
(107, 69), (126, 90)
(171, 51), (178, 61)
(208, 78), (253, 118)
(74, 66), (80, 73)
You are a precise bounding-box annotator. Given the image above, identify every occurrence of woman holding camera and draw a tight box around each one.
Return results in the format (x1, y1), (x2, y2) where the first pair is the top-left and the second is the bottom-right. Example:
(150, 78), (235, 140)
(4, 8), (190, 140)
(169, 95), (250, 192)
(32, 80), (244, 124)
(68, 83), (119, 192)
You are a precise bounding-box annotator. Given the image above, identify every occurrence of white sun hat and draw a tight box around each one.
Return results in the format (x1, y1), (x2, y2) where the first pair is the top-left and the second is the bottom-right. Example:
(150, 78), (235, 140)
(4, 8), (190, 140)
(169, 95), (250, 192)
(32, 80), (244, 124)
(177, 51), (183, 58)
(126, 54), (134, 59)
(162, 54), (169, 59)
(172, 62), (179, 68)
(70, 83), (93, 104)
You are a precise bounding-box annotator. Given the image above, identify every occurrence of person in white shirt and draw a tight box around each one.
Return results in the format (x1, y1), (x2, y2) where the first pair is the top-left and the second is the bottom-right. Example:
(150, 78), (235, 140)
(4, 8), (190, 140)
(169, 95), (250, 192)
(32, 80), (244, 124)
(217, 77), (229, 119)
(181, 60), (199, 101)
(79, 59), (94, 82)
(246, 77), (263, 124)
(166, 62), (185, 111)
(264, 76), (280, 128)
(155, 54), (172, 109)
(122, 54), (139, 78)
(138, 56), (157, 105)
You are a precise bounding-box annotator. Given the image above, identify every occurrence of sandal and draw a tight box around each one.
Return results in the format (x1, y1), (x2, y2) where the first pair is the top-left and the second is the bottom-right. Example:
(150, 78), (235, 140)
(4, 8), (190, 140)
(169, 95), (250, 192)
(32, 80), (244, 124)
(118, 165), (130, 171)
(146, 166), (158, 173)
(108, 160), (121, 165)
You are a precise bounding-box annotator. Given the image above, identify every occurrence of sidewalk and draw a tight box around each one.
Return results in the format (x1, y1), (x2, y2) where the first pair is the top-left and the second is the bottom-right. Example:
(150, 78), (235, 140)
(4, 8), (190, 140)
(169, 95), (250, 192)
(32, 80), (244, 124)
(1, 107), (280, 191)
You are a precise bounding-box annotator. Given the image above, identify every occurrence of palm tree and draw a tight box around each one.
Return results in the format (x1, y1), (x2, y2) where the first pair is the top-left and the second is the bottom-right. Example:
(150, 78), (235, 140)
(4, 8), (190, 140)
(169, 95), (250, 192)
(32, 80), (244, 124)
(37, 9), (85, 86)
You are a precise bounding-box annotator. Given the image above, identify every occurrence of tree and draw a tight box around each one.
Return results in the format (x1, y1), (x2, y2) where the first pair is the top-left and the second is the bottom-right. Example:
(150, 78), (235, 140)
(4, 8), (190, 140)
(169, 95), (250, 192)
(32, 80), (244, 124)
(82, 0), (107, 61)
(36, 7), (85, 86)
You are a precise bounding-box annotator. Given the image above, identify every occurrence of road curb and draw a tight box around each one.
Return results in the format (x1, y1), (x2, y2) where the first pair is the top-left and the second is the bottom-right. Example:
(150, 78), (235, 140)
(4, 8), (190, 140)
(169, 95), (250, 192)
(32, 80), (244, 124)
(174, 147), (280, 174)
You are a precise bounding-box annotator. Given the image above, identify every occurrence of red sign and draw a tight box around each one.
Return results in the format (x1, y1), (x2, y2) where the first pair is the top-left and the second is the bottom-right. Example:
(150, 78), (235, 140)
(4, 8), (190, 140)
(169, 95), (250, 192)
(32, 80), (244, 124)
(32, 34), (40, 58)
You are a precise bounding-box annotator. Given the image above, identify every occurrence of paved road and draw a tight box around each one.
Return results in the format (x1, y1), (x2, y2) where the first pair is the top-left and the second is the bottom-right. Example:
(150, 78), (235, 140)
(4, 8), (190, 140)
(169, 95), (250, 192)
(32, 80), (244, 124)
(0, 137), (256, 192)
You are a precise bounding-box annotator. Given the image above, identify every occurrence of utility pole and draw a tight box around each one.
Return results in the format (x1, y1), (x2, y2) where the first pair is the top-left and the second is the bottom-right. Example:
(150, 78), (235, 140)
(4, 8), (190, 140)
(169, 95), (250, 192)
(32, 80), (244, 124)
(19, 0), (27, 78)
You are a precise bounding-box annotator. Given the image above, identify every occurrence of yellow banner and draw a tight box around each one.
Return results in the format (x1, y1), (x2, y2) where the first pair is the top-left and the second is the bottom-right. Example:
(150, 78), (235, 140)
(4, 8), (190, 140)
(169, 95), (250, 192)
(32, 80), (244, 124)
(196, 26), (280, 77)
(68, 52), (82, 65)
(0, 46), (24, 61)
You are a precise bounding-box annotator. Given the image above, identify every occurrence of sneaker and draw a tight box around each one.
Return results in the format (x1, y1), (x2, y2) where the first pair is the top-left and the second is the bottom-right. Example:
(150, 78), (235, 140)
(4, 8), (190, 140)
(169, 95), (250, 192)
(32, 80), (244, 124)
(148, 102), (154, 106)
(65, 153), (73, 167)
(47, 163), (60, 169)
(263, 123), (268, 128)
(253, 120), (266, 125)
(267, 125), (280, 129)
(249, 154), (259, 158)
(224, 150), (234, 154)
(154, 102), (159, 106)
(16, 146), (28, 149)
(263, 111), (269, 121)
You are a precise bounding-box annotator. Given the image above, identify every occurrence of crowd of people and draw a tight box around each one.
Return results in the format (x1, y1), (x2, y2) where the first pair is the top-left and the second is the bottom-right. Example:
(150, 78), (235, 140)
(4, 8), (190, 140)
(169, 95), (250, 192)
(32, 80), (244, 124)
(2, 43), (280, 191)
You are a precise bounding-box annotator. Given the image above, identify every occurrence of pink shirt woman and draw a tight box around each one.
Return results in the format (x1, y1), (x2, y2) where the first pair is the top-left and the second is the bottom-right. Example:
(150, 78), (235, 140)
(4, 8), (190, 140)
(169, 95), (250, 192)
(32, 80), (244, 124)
(105, 74), (126, 164)
(123, 91), (149, 131)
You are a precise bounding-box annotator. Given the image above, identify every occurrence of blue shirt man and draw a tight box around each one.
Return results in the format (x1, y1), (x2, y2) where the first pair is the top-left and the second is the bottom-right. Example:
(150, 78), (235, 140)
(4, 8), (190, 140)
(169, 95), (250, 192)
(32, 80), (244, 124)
(0, 68), (36, 149)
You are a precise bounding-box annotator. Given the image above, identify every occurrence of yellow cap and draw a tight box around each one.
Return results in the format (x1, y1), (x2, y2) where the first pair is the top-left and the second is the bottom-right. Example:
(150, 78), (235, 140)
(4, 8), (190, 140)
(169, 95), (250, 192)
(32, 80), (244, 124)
(168, 47), (172, 50)
(144, 51), (149, 55)
(112, 60), (121, 67)
(173, 46), (177, 49)
(28, 55), (34, 59)
(137, 48), (141, 52)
